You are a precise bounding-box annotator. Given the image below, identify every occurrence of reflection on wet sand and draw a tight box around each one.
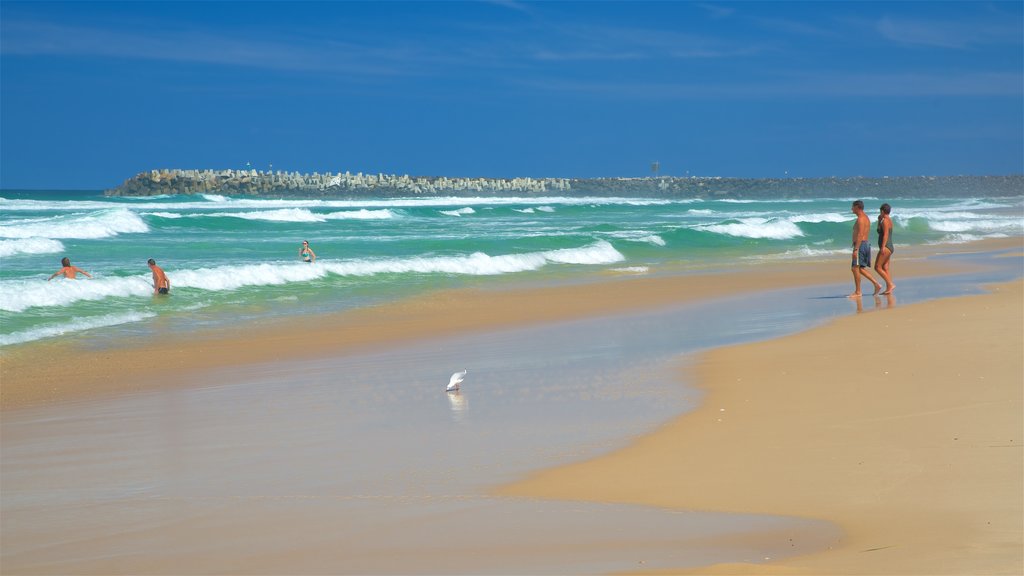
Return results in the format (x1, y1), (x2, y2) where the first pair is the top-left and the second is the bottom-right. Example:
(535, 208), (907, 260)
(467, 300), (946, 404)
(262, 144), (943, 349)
(853, 292), (897, 313)
(446, 390), (468, 421)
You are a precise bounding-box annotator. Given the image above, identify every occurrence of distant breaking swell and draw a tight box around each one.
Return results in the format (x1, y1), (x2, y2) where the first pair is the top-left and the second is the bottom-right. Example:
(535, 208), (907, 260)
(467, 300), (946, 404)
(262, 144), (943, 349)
(0, 241), (624, 312)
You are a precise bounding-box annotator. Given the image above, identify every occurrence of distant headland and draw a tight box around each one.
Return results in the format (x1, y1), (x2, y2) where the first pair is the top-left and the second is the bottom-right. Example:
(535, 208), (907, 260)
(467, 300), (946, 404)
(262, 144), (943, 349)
(105, 169), (1023, 199)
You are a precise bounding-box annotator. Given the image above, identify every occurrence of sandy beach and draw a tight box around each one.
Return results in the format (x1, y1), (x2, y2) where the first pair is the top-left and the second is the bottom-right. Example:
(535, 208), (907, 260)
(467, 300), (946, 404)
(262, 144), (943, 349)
(2, 237), (1021, 574)
(500, 281), (1023, 573)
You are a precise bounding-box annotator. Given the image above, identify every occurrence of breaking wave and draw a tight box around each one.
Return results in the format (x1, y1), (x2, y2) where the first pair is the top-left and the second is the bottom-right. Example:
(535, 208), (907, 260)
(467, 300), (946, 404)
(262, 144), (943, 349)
(0, 209), (149, 239)
(0, 241), (624, 312)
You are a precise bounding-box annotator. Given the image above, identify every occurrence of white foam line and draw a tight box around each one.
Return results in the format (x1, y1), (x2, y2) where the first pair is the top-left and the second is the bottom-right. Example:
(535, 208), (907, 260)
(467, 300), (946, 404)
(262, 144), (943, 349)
(1, 311), (157, 346)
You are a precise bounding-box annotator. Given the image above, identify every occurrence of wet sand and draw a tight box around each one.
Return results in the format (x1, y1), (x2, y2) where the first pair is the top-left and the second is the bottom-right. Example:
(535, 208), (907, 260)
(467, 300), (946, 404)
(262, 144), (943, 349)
(500, 279), (1023, 575)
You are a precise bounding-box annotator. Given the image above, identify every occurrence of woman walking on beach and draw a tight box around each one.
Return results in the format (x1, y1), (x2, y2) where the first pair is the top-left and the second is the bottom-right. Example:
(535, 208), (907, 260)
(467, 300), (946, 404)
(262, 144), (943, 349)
(47, 257), (92, 281)
(875, 203), (895, 294)
(299, 240), (316, 263)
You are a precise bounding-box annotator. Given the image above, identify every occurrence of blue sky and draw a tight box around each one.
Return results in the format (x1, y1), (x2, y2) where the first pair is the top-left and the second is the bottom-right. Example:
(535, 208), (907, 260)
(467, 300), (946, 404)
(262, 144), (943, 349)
(1, 1), (1021, 189)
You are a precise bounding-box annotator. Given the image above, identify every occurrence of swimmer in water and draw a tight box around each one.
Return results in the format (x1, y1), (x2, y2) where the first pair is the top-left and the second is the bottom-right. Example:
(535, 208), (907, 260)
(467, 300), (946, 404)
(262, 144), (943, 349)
(299, 240), (316, 263)
(148, 258), (171, 295)
(47, 257), (92, 281)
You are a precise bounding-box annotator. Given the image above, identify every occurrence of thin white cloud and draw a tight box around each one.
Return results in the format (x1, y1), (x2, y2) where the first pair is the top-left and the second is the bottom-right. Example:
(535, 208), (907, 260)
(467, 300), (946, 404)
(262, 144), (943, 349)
(532, 22), (765, 61)
(481, 0), (535, 15)
(695, 3), (736, 20)
(511, 70), (1023, 100)
(531, 49), (645, 62)
(0, 19), (410, 76)
(875, 15), (1022, 49)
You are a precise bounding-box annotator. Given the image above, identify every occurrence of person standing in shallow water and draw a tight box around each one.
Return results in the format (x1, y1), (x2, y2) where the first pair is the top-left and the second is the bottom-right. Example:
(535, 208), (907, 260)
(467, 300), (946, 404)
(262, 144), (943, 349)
(148, 259), (170, 295)
(875, 203), (895, 295)
(48, 257), (92, 280)
(848, 200), (882, 298)
(299, 240), (316, 263)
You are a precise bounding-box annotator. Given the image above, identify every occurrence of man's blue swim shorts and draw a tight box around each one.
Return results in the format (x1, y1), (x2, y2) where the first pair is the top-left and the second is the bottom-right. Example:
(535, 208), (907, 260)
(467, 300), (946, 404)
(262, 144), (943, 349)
(851, 241), (871, 268)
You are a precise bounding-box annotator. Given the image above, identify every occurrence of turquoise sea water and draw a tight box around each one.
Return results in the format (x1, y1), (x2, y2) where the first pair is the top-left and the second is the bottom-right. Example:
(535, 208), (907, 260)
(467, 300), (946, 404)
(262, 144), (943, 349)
(1, 184), (1022, 347)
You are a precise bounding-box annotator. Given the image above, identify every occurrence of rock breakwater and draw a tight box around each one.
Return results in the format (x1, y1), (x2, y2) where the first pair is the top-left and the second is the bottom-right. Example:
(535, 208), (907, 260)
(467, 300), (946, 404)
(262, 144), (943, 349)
(107, 169), (571, 197)
(104, 169), (1023, 199)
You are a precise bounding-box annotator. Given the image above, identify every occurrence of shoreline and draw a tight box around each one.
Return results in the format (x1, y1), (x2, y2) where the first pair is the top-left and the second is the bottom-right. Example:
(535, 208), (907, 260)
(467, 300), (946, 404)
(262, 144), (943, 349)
(2, 239), (1008, 411)
(498, 278), (1023, 575)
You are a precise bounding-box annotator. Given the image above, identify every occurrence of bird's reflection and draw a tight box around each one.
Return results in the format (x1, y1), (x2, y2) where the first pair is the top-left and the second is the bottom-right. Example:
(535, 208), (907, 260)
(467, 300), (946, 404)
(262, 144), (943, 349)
(447, 390), (468, 422)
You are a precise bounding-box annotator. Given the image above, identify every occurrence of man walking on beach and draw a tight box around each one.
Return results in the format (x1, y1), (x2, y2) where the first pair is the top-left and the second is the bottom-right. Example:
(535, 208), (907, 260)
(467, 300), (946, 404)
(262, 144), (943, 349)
(148, 259), (171, 295)
(849, 200), (882, 298)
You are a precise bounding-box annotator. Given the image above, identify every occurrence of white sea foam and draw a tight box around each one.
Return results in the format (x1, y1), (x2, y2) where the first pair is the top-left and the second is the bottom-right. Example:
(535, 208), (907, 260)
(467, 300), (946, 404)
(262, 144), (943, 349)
(0, 197), (110, 211)
(0, 276), (153, 312)
(0, 241), (624, 311)
(946, 199), (1016, 210)
(121, 194), (174, 200)
(1, 311), (157, 346)
(789, 213), (849, 224)
(0, 209), (149, 239)
(714, 198), (819, 204)
(747, 246), (847, 261)
(322, 240), (623, 277)
(925, 218), (1023, 234)
(0, 237), (65, 257)
(513, 208), (535, 214)
(323, 209), (396, 220)
(440, 207), (476, 217)
(171, 262), (328, 291)
(142, 208), (394, 222)
(544, 240), (624, 265)
(324, 252), (546, 276)
(606, 231), (667, 246)
(932, 233), (985, 244)
(0, 195), (683, 213)
(210, 208), (327, 223)
(700, 218), (804, 240)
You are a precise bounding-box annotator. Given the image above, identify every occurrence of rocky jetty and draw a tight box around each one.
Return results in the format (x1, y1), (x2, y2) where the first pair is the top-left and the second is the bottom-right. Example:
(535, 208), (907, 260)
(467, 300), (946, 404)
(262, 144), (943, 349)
(106, 169), (571, 198)
(105, 169), (1023, 199)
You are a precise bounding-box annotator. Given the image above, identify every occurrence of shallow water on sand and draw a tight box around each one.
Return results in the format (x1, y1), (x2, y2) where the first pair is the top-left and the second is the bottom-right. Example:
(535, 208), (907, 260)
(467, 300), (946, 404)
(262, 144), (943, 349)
(2, 248), (1020, 574)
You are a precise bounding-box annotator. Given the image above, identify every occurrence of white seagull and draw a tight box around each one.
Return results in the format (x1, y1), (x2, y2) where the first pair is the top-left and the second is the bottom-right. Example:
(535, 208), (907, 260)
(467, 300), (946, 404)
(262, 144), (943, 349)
(447, 369), (467, 392)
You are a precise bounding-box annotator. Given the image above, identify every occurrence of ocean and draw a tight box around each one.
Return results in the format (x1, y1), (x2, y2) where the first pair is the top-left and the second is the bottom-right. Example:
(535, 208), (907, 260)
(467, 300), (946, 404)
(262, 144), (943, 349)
(1, 182), (1022, 347)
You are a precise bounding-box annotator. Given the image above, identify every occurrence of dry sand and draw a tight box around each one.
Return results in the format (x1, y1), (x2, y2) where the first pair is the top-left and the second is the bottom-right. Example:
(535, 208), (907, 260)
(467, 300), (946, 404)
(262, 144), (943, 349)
(499, 278), (1023, 575)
